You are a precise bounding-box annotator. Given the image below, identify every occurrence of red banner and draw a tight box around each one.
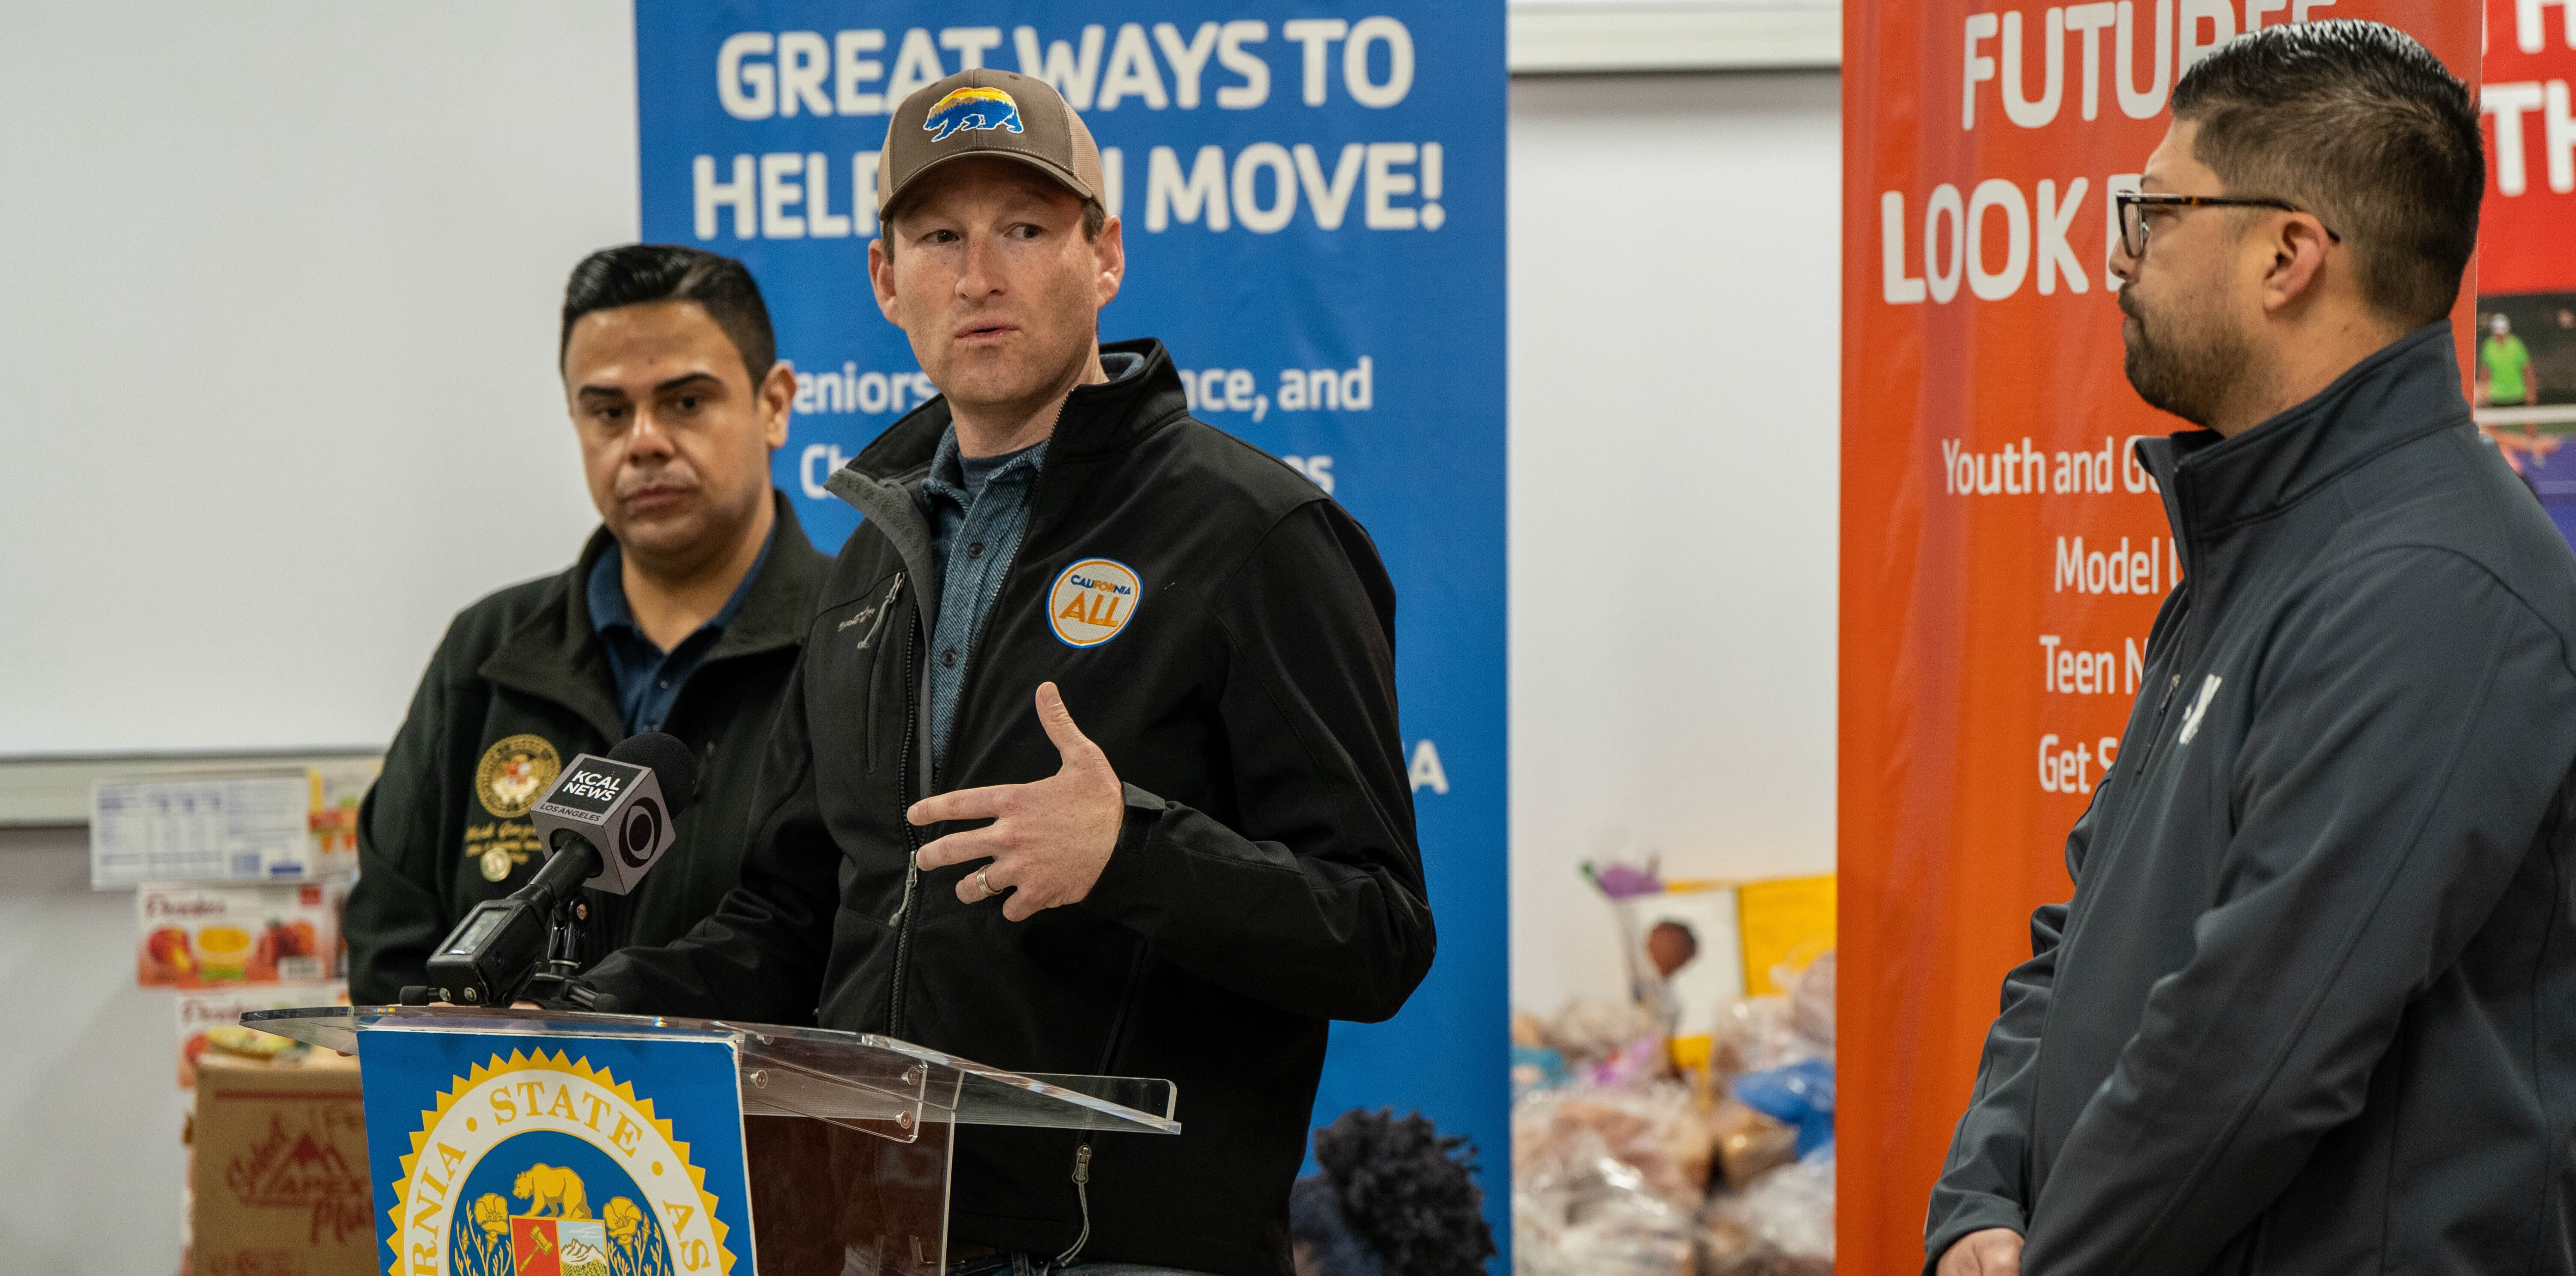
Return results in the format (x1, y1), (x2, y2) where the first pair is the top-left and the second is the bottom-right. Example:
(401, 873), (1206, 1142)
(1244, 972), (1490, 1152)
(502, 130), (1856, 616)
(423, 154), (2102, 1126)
(2478, 0), (2576, 295)
(2474, 0), (2575, 484)
(1836, 4), (2480, 1273)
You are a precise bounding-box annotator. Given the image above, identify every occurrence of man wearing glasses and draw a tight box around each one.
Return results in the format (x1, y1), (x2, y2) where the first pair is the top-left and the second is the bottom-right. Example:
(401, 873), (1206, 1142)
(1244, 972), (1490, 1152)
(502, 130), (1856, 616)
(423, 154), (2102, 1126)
(1930, 21), (2576, 1276)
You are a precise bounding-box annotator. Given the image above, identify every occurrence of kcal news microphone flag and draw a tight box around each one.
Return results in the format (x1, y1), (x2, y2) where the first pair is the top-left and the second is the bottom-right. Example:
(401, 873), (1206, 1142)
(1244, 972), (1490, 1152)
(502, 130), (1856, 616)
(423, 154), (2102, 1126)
(631, 2), (1509, 1261)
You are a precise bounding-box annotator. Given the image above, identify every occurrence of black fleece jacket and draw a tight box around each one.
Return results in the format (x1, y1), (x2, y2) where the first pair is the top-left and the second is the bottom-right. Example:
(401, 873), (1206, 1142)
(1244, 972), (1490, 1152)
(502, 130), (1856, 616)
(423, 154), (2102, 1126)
(345, 494), (826, 1004)
(577, 339), (1436, 1276)
(1929, 324), (2576, 1275)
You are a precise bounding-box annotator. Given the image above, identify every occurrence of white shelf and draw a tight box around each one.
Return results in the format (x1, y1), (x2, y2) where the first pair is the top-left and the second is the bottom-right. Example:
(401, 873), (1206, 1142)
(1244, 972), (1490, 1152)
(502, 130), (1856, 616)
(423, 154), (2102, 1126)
(0, 750), (380, 828)
(1510, 0), (1842, 73)
(2477, 404), (2576, 427)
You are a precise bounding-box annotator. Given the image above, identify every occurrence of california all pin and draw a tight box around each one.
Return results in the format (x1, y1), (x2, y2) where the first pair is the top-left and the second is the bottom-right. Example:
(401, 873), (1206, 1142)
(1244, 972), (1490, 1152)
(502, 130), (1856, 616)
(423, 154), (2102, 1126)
(1048, 558), (1142, 647)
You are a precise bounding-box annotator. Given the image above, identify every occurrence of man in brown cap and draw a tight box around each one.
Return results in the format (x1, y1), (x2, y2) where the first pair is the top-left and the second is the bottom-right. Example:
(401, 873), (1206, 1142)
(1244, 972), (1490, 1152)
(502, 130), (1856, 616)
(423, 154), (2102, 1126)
(578, 70), (1434, 1276)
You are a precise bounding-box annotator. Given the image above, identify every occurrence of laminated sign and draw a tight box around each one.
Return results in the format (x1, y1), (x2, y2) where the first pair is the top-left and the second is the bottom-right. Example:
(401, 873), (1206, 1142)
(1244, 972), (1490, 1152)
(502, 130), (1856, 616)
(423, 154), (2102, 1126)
(1835, 0), (2480, 1268)
(358, 1027), (756, 1276)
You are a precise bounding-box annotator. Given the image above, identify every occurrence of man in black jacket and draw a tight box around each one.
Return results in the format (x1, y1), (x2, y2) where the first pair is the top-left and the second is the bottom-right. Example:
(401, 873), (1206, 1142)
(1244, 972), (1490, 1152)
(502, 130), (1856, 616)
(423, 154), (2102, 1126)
(1930, 23), (2576, 1276)
(575, 70), (1434, 1276)
(345, 246), (827, 1003)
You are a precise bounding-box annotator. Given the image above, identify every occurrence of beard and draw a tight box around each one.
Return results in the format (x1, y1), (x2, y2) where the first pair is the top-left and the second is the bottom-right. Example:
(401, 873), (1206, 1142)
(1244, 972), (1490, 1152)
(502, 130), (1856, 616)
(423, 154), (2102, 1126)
(2120, 284), (2250, 429)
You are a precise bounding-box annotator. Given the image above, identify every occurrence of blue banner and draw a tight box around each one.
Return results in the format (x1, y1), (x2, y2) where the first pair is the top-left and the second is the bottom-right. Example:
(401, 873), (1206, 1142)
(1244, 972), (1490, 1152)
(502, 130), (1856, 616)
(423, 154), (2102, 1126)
(635, 1), (1507, 1261)
(358, 1025), (757, 1276)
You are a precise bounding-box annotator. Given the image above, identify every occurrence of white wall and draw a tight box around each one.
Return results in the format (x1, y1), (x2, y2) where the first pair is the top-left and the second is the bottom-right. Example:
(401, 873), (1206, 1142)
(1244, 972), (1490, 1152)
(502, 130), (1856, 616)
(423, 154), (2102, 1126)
(0, 0), (638, 756)
(0, 827), (185, 1272)
(0, 3), (636, 1270)
(1507, 71), (1842, 1015)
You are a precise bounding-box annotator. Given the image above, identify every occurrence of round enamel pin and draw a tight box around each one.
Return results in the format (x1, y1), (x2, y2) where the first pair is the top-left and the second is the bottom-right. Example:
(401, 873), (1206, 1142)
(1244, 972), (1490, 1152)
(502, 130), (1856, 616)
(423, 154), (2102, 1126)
(475, 734), (561, 819)
(1047, 559), (1141, 648)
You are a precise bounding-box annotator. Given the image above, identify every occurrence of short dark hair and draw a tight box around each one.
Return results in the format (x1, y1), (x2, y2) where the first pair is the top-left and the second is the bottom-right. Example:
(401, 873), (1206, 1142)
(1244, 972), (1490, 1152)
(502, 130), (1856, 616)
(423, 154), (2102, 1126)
(2171, 20), (2482, 328)
(560, 245), (777, 384)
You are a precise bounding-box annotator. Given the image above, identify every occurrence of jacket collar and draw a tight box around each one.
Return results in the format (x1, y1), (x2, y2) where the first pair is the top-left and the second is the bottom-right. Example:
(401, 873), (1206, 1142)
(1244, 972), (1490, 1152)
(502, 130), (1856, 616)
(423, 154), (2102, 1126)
(2138, 321), (2469, 545)
(704, 493), (825, 662)
(826, 338), (1187, 642)
(479, 490), (823, 740)
(841, 337), (1190, 483)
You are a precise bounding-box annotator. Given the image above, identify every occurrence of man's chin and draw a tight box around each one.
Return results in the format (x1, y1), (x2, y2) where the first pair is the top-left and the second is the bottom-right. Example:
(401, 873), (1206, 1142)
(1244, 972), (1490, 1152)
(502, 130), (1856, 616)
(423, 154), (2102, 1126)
(608, 507), (708, 558)
(942, 372), (1065, 415)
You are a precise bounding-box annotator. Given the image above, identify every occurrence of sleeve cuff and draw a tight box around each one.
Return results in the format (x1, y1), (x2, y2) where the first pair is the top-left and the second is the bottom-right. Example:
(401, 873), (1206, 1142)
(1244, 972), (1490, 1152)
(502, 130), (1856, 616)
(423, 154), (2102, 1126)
(1086, 783), (1173, 905)
(1924, 1200), (2026, 1276)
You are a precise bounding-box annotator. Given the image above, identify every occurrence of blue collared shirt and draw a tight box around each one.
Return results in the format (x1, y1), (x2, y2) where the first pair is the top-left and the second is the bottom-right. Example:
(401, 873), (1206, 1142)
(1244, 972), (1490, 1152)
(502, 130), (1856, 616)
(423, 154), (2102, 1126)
(922, 428), (1049, 767)
(587, 528), (773, 735)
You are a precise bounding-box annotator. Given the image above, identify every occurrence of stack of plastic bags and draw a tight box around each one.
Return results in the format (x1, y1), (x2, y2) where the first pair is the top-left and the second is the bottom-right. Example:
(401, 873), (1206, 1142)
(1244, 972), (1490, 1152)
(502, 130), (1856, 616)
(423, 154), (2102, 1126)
(1511, 951), (1837, 1275)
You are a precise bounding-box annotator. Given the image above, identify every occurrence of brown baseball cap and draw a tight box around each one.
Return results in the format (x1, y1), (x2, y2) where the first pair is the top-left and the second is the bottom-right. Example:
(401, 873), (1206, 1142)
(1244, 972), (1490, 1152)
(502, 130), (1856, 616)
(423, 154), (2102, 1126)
(878, 69), (1103, 220)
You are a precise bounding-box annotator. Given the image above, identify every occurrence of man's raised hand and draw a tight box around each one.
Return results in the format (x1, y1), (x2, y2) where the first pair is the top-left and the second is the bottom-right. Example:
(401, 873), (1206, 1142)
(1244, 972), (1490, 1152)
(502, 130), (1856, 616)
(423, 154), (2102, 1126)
(908, 682), (1124, 923)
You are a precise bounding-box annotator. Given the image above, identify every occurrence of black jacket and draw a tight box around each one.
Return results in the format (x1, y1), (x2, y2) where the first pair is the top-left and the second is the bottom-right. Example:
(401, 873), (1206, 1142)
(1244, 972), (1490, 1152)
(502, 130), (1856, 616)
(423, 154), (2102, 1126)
(1927, 324), (2576, 1275)
(577, 339), (1436, 1276)
(345, 493), (828, 1004)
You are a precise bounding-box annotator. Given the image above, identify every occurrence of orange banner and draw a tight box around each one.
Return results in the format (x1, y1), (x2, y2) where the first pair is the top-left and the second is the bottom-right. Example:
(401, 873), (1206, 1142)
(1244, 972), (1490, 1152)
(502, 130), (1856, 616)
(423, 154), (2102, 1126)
(1836, 3), (2480, 1273)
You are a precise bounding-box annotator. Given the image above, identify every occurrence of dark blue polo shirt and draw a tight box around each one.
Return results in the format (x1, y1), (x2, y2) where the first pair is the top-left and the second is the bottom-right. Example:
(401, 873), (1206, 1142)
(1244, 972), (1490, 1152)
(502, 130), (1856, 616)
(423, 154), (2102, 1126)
(586, 529), (773, 735)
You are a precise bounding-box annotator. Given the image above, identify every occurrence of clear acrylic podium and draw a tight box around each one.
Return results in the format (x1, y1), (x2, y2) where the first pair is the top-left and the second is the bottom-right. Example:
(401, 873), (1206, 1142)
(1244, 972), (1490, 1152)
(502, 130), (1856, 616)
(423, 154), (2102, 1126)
(246, 1005), (1180, 1275)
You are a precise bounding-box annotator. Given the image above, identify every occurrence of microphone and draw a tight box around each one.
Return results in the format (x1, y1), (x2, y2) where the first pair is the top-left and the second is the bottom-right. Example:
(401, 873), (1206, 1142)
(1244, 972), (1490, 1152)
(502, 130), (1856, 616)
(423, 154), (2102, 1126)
(420, 733), (699, 1008)
(530, 730), (699, 895)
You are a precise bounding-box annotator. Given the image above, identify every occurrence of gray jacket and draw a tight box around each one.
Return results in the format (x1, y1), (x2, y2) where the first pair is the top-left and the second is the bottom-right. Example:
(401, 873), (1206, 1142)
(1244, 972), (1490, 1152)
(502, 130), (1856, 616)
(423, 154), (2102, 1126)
(1927, 323), (2576, 1276)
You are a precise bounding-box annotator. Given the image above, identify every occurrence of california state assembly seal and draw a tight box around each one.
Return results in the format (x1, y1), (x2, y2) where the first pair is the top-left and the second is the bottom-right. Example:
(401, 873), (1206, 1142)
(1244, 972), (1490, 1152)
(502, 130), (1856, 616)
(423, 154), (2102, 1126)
(474, 736), (562, 819)
(384, 1049), (733, 1276)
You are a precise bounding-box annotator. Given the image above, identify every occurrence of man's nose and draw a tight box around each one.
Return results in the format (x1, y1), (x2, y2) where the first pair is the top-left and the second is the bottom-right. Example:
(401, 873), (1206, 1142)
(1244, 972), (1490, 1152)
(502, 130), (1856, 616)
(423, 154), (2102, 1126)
(955, 232), (1005, 299)
(627, 410), (676, 460)
(2108, 239), (2139, 288)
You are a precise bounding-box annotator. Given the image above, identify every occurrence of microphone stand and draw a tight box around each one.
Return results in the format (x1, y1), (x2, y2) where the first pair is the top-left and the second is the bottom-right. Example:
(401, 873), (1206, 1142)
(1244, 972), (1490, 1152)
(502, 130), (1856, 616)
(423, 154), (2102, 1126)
(417, 834), (613, 1011)
(518, 892), (601, 1010)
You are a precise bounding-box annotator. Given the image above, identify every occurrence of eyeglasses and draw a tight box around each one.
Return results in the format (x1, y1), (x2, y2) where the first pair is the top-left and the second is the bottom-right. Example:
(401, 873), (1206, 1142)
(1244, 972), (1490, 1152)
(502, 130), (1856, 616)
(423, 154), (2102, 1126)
(2114, 191), (2342, 259)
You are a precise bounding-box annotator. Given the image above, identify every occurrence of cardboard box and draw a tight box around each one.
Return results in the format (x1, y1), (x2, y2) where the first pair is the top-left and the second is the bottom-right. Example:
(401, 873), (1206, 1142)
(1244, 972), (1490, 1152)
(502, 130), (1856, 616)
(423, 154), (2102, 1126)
(92, 761), (378, 889)
(192, 1055), (372, 1276)
(140, 881), (345, 988)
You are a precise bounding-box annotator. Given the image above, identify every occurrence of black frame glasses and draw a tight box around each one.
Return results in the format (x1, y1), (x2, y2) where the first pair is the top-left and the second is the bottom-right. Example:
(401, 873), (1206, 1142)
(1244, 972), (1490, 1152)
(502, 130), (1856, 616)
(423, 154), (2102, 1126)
(2114, 191), (2342, 259)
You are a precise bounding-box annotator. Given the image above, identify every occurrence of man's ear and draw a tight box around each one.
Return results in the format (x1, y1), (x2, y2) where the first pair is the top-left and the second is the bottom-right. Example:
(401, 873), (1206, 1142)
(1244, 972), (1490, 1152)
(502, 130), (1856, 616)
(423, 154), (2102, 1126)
(1093, 214), (1125, 310)
(758, 359), (796, 450)
(2260, 213), (2335, 318)
(869, 236), (901, 323)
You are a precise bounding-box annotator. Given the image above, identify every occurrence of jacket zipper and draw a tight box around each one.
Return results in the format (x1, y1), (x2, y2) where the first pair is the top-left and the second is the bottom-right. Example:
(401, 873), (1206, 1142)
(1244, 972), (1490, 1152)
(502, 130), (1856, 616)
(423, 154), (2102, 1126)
(2069, 585), (2195, 918)
(1054, 1142), (1095, 1265)
(932, 402), (1095, 1256)
(1058, 937), (1142, 1266)
(2133, 673), (2184, 767)
(2125, 587), (2195, 774)
(853, 573), (902, 650)
(932, 397), (1070, 790)
(887, 613), (926, 1037)
(1094, 941), (1150, 1075)
(859, 574), (905, 775)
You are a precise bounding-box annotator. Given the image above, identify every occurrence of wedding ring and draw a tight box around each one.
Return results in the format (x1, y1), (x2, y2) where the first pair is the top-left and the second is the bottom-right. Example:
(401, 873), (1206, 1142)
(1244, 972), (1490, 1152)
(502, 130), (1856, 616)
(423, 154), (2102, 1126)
(976, 868), (994, 900)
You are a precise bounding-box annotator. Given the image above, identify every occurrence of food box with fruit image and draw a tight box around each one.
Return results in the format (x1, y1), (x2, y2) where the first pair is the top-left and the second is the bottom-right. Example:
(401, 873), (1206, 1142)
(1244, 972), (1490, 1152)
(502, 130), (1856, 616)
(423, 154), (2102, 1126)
(137, 880), (344, 987)
(176, 981), (347, 1090)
